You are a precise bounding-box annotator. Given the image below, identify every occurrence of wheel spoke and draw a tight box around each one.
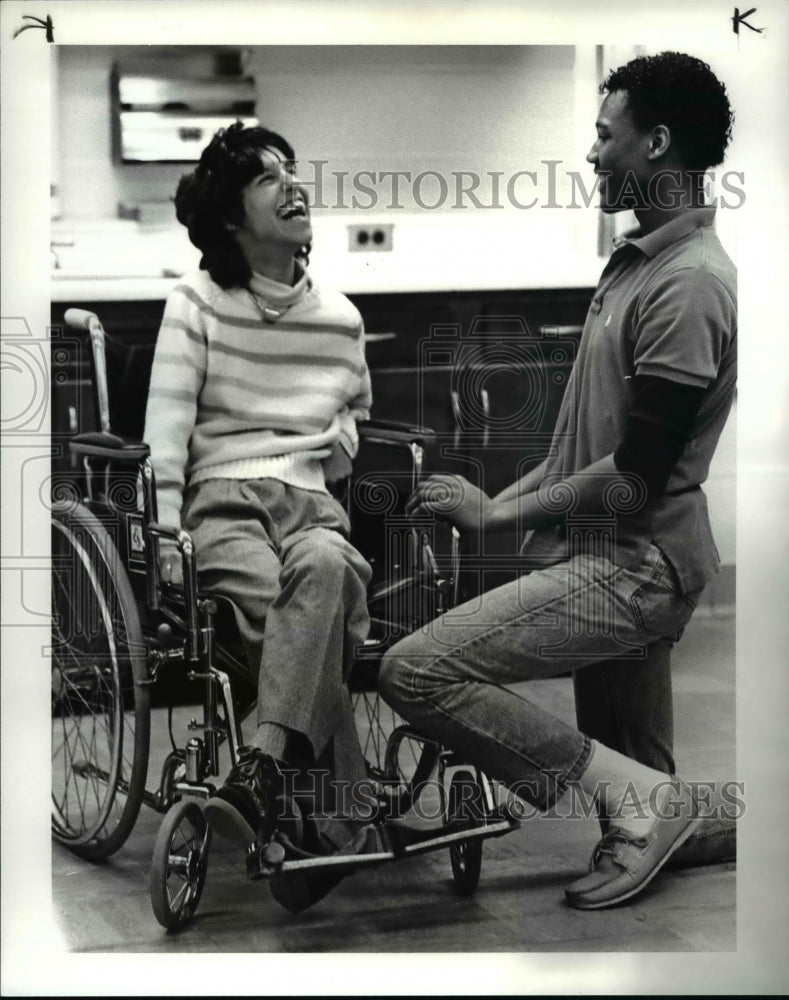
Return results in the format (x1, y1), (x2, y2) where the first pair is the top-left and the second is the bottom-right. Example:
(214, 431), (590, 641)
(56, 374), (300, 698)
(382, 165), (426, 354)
(55, 666), (117, 834)
(152, 804), (210, 928)
(167, 874), (191, 912)
(51, 505), (149, 859)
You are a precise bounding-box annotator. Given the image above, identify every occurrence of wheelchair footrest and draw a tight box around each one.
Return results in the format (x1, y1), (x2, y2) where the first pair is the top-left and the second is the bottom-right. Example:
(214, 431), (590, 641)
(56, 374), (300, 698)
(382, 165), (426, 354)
(389, 815), (520, 858)
(245, 809), (520, 880)
(246, 823), (394, 880)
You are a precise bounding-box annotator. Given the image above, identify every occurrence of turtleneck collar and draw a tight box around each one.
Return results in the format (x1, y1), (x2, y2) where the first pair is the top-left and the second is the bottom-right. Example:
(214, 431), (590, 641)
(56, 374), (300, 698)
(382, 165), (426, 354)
(248, 261), (311, 307)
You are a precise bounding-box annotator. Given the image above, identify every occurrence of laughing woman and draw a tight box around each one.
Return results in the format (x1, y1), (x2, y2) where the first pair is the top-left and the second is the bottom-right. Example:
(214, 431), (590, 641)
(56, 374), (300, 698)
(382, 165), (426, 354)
(143, 122), (374, 912)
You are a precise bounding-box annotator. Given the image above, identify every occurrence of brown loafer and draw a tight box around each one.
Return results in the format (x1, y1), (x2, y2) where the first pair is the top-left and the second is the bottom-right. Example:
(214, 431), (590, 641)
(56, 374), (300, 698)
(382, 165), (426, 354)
(565, 779), (700, 910)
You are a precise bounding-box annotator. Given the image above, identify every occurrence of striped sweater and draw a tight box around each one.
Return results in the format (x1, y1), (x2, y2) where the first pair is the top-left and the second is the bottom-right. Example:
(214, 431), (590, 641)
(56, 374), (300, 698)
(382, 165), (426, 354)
(143, 266), (372, 531)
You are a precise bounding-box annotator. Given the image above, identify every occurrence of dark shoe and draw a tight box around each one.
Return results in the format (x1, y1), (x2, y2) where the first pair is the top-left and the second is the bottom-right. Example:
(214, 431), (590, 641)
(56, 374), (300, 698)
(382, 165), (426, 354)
(565, 779), (699, 910)
(310, 815), (380, 856)
(204, 746), (283, 847)
(267, 793), (321, 915)
(269, 815), (380, 916)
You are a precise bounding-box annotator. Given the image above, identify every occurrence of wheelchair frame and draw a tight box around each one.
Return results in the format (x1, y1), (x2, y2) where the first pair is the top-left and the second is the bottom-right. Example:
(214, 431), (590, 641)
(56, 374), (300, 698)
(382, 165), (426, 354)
(51, 307), (520, 931)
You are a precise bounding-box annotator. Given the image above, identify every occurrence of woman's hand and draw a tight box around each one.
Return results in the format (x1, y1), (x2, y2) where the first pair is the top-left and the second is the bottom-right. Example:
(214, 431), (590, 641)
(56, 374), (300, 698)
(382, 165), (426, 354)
(405, 474), (493, 533)
(322, 443), (353, 486)
(159, 545), (183, 587)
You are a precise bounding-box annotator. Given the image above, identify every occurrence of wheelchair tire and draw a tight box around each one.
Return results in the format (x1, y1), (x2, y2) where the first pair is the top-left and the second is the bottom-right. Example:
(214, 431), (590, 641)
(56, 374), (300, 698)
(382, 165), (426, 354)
(150, 800), (212, 931)
(51, 501), (150, 860)
(383, 724), (443, 818)
(447, 770), (483, 896)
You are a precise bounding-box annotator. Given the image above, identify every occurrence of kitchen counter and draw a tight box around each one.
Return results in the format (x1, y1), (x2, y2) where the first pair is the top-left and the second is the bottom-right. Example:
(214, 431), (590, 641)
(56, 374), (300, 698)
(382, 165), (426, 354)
(51, 274), (181, 303)
(50, 214), (603, 302)
(51, 268), (600, 302)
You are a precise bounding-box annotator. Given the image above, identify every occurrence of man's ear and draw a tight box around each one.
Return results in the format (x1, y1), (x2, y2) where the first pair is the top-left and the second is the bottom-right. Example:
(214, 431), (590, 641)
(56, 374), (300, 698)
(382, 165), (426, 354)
(647, 124), (671, 161)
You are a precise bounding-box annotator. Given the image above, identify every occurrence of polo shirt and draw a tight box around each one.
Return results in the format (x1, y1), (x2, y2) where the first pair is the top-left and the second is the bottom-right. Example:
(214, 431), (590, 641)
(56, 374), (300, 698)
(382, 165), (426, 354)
(522, 206), (737, 593)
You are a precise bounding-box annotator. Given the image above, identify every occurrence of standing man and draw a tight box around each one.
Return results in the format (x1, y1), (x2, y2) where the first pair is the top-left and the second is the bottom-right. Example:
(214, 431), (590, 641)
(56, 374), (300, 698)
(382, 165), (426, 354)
(379, 51), (737, 908)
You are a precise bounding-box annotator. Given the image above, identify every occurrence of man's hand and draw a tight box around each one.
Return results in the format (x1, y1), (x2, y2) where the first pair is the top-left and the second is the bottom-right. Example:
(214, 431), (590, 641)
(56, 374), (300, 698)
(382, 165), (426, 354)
(405, 474), (492, 533)
(322, 443), (353, 486)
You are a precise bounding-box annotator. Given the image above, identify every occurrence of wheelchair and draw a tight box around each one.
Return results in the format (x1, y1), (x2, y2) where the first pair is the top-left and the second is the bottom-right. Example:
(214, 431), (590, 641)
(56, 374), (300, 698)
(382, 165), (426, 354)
(51, 307), (520, 931)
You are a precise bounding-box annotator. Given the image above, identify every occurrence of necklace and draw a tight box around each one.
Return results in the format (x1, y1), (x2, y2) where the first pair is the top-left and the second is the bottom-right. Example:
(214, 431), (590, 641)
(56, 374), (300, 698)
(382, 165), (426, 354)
(248, 289), (290, 324)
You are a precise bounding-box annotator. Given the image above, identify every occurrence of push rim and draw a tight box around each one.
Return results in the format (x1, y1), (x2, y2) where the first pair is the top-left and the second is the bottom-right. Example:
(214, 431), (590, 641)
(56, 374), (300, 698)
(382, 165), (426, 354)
(51, 503), (150, 858)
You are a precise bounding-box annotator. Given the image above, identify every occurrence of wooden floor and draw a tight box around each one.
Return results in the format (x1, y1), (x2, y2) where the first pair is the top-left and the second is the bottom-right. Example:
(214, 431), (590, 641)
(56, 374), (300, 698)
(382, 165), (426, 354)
(50, 613), (736, 960)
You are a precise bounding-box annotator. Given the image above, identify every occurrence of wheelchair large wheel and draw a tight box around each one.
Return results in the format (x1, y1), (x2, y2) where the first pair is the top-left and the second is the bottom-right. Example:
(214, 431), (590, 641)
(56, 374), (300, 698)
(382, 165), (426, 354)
(150, 800), (212, 931)
(382, 724), (443, 819)
(51, 501), (150, 859)
(353, 690), (418, 782)
(447, 770), (483, 896)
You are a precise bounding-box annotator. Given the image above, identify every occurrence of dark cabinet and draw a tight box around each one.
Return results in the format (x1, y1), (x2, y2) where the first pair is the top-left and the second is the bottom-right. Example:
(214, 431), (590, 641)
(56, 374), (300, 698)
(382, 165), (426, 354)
(349, 287), (591, 480)
(346, 287), (592, 598)
(52, 287), (592, 469)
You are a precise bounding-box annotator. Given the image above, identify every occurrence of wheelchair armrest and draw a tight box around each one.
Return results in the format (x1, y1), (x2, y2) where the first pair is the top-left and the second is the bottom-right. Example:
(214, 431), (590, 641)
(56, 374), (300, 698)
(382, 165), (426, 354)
(70, 431), (150, 463)
(145, 523), (202, 659)
(358, 419), (436, 448)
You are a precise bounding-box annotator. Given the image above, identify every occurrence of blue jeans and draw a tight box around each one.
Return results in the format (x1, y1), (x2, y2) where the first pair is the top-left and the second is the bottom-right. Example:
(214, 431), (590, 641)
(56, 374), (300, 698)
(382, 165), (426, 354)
(573, 627), (736, 865)
(379, 542), (699, 812)
(573, 640), (675, 774)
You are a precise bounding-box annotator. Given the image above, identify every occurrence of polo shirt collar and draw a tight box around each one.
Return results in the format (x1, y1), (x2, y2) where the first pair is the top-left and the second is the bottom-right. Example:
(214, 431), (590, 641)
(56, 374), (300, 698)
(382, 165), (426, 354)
(612, 206), (717, 259)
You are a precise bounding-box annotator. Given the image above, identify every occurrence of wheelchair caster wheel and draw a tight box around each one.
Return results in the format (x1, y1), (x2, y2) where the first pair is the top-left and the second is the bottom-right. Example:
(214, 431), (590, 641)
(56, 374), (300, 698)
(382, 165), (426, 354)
(246, 838), (283, 880)
(447, 770), (483, 896)
(150, 800), (212, 930)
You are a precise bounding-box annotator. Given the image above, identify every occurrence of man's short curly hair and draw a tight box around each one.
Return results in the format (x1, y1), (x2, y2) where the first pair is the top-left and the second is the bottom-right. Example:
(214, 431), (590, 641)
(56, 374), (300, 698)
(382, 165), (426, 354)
(174, 121), (309, 289)
(601, 51), (734, 171)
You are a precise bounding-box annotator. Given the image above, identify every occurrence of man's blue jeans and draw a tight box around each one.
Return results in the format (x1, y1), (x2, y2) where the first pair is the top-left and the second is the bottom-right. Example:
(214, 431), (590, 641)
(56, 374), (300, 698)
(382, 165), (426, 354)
(574, 635), (736, 865)
(379, 542), (699, 812)
(573, 640), (675, 774)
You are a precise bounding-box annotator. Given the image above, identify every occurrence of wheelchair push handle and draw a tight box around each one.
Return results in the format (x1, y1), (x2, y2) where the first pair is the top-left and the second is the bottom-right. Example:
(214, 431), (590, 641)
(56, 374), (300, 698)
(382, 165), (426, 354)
(64, 307), (101, 332)
(63, 308), (112, 434)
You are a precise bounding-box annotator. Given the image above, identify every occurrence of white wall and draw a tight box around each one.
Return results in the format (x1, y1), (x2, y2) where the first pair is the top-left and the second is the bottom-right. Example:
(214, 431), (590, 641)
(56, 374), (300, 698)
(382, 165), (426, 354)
(246, 46), (580, 214)
(57, 46), (194, 219)
(57, 45), (588, 224)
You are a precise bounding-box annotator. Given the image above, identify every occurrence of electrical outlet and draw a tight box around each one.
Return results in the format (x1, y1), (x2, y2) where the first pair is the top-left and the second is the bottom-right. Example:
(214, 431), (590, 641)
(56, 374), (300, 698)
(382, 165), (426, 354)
(348, 223), (394, 252)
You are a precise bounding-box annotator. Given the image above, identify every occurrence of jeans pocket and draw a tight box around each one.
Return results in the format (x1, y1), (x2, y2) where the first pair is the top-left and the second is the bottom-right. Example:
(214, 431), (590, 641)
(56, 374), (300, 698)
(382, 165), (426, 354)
(630, 584), (697, 640)
(629, 551), (697, 640)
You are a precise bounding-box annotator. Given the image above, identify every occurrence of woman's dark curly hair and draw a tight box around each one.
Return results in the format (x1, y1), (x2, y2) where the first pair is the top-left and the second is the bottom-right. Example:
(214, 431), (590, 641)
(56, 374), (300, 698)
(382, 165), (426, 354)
(601, 51), (734, 171)
(174, 121), (310, 289)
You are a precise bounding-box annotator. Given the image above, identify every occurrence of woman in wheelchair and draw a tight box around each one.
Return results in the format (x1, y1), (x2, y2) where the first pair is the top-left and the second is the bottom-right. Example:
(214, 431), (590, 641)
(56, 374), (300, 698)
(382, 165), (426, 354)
(143, 122), (377, 912)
